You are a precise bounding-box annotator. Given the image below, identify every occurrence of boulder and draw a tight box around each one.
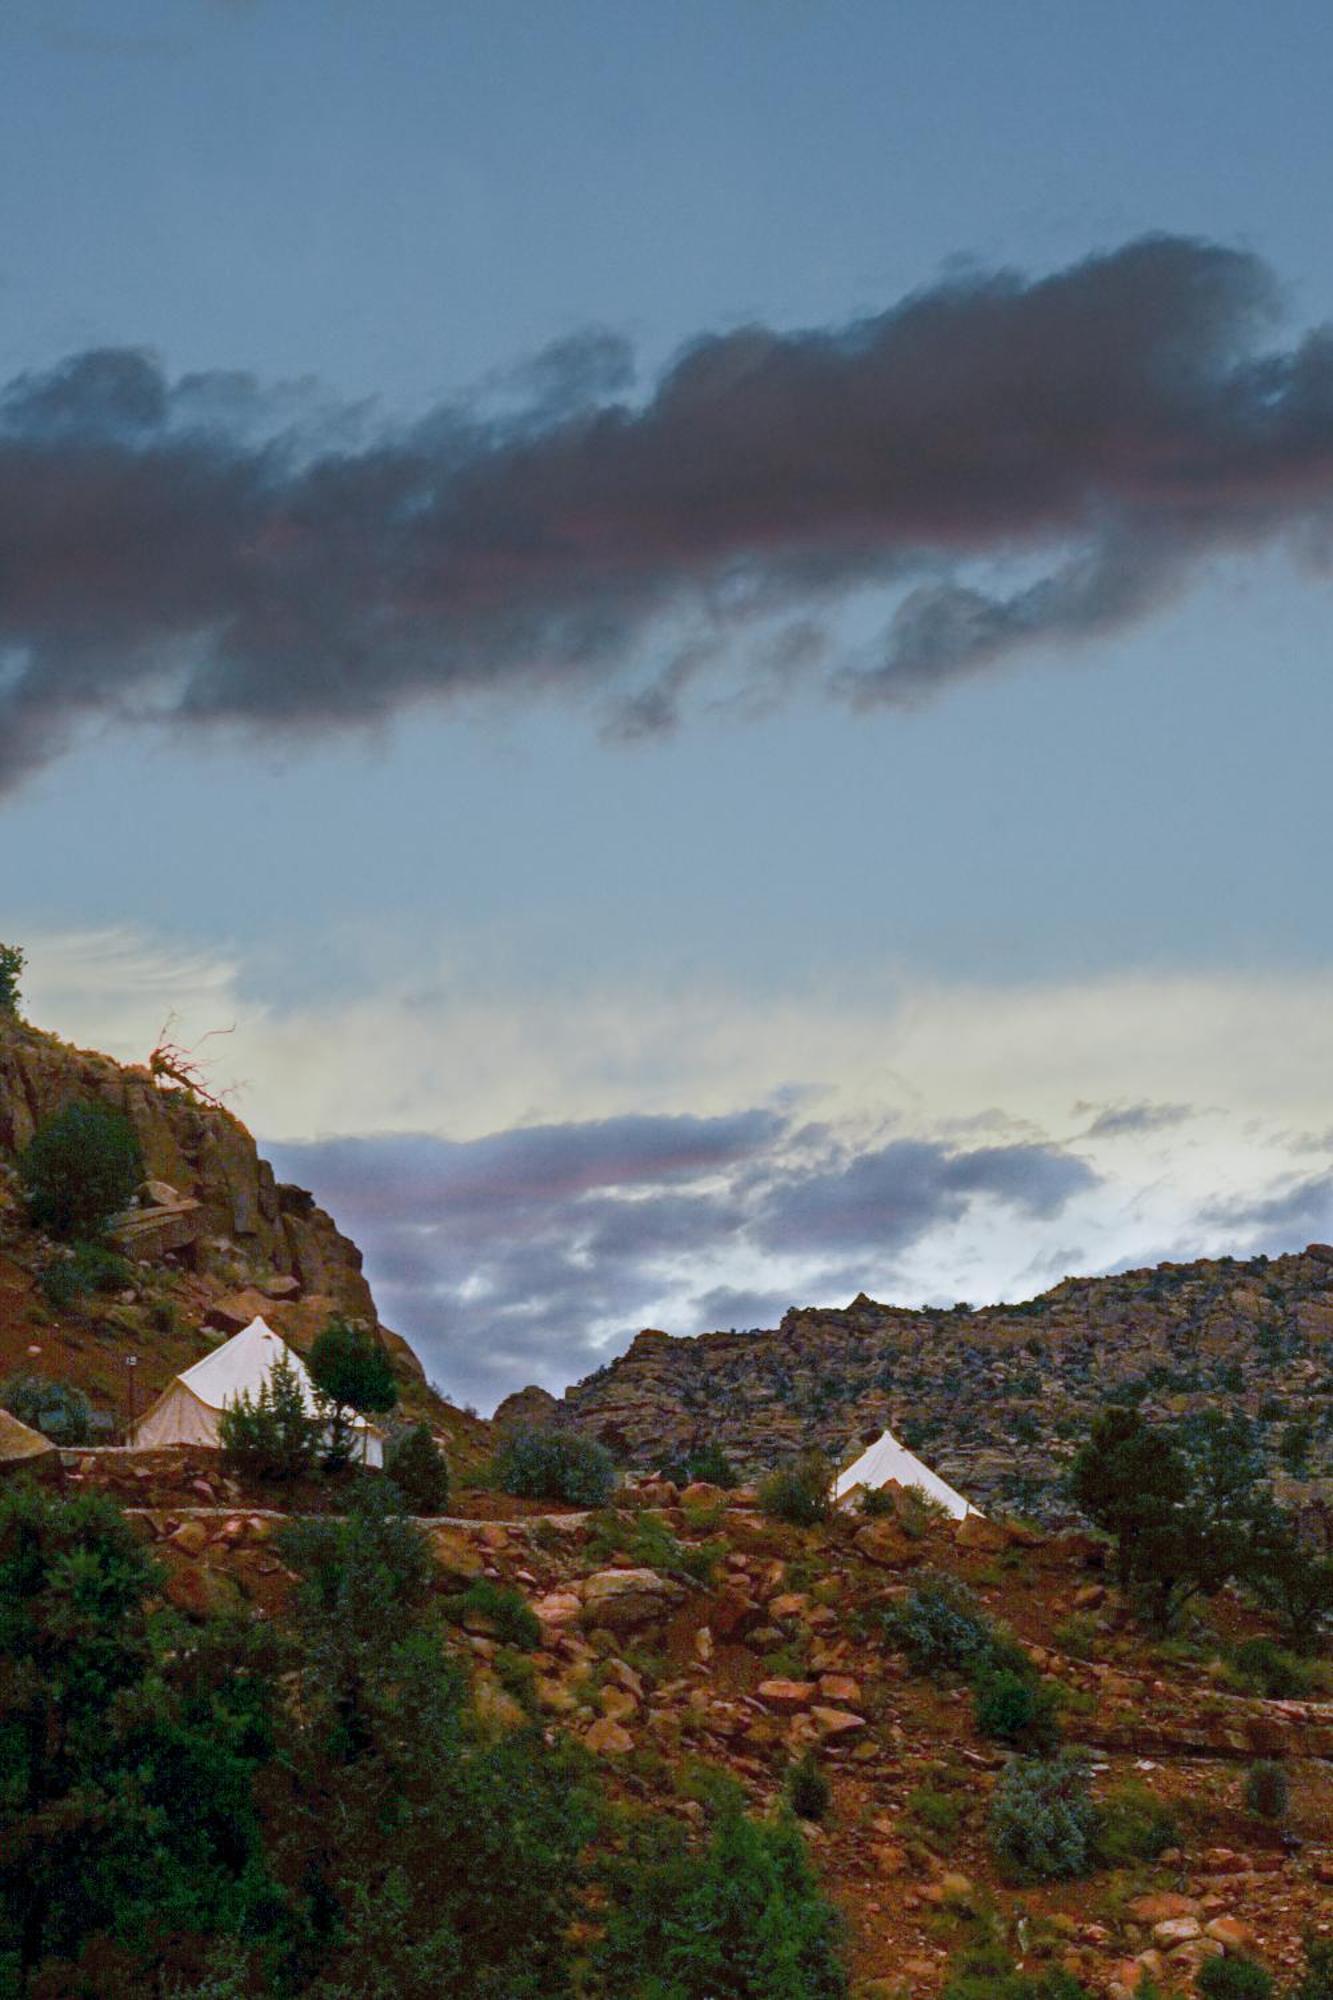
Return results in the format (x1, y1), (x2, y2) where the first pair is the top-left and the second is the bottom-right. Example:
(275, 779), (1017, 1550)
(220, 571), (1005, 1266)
(584, 1716), (634, 1756)
(580, 1568), (687, 1634)
(756, 1679), (816, 1711)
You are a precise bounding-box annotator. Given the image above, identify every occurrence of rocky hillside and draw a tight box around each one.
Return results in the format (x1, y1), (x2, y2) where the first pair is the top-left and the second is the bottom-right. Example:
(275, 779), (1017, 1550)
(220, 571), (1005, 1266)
(68, 1452), (1333, 1995)
(525, 1256), (1333, 1516)
(0, 1015), (489, 1464)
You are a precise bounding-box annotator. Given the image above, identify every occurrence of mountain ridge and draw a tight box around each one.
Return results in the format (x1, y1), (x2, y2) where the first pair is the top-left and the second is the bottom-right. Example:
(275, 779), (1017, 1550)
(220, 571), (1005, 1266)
(522, 1255), (1333, 1516)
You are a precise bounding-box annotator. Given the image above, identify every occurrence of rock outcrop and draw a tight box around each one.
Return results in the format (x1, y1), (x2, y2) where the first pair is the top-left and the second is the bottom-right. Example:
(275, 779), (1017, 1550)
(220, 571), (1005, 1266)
(537, 1255), (1333, 1517)
(0, 1018), (374, 1324)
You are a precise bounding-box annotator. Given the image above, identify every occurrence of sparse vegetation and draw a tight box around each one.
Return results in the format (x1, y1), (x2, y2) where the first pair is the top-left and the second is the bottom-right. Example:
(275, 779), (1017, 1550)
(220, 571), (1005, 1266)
(1090, 1780), (1178, 1867)
(785, 1748), (831, 1822)
(37, 1238), (132, 1309)
(1243, 1758), (1290, 1822)
(443, 1577), (542, 1651)
(757, 1451), (834, 1526)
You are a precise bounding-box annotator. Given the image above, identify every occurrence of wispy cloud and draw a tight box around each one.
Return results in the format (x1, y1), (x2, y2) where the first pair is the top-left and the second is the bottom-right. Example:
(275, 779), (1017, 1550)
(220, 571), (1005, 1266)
(1078, 1099), (1196, 1139)
(5, 235), (1333, 790)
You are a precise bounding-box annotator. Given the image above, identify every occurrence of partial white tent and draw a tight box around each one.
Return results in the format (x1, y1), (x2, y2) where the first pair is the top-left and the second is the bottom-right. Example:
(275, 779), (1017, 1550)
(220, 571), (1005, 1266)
(129, 1317), (385, 1467)
(0, 1406), (57, 1467)
(833, 1426), (978, 1519)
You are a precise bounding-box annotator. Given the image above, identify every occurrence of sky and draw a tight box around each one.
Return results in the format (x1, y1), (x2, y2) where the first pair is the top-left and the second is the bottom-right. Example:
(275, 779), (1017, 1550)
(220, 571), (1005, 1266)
(6, 0), (1333, 1408)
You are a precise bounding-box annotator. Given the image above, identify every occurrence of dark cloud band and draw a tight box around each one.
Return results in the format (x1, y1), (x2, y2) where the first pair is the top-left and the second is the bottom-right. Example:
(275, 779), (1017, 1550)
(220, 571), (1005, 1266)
(4, 233), (1333, 788)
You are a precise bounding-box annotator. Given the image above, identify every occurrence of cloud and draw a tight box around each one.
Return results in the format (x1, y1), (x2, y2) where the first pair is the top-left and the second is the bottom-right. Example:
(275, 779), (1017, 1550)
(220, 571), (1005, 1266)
(267, 1114), (1094, 1407)
(1079, 1099), (1196, 1139)
(1202, 1169), (1333, 1246)
(5, 235), (1333, 790)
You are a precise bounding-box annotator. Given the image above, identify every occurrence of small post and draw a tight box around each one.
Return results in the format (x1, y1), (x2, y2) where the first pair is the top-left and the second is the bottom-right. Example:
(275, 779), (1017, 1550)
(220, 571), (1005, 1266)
(125, 1355), (139, 1445)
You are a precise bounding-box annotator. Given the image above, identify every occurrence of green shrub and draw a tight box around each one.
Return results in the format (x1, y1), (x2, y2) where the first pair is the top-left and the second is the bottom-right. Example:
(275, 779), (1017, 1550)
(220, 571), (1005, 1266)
(217, 1351), (319, 1481)
(586, 1507), (725, 1587)
(594, 1804), (848, 1998)
(757, 1452), (833, 1526)
(1230, 1636), (1312, 1699)
(384, 1422), (452, 1513)
(881, 1572), (995, 1675)
(1197, 1955), (1274, 2000)
(988, 1753), (1096, 1880)
(786, 1748), (831, 1822)
(898, 1482), (951, 1537)
(973, 1666), (1059, 1750)
(1052, 1612), (1101, 1659)
(38, 1238), (133, 1308)
(906, 1785), (962, 1837)
(1290, 1935), (1333, 2000)
(858, 1484), (897, 1517)
(1091, 1780), (1178, 1866)
(495, 1426), (617, 1506)
(19, 1100), (144, 1239)
(0, 1369), (94, 1444)
(1242, 1759), (1289, 1821)
(662, 1441), (739, 1489)
(942, 1940), (1094, 2000)
(443, 1578), (542, 1651)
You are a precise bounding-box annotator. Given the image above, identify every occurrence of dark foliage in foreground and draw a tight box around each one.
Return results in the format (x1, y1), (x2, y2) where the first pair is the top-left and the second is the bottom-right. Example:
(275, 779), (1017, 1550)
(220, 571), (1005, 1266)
(0, 1478), (848, 1997)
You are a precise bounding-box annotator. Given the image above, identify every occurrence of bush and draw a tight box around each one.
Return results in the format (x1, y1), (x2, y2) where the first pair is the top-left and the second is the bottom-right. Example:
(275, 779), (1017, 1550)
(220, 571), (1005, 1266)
(1231, 1636), (1313, 1699)
(384, 1423), (451, 1513)
(494, 1426), (617, 1506)
(881, 1572), (996, 1676)
(973, 1667), (1060, 1750)
(662, 1441), (739, 1489)
(757, 1452), (833, 1527)
(1197, 1956), (1274, 2000)
(19, 1100), (144, 1240)
(217, 1351), (319, 1481)
(988, 1753), (1096, 1880)
(1243, 1759), (1289, 1822)
(594, 1804), (848, 1998)
(586, 1507), (726, 1588)
(907, 1785), (963, 1837)
(943, 1941), (1094, 2000)
(858, 1484), (897, 1518)
(1, 1370), (94, 1444)
(786, 1748), (831, 1822)
(443, 1578), (542, 1651)
(1091, 1780), (1178, 1866)
(37, 1238), (133, 1308)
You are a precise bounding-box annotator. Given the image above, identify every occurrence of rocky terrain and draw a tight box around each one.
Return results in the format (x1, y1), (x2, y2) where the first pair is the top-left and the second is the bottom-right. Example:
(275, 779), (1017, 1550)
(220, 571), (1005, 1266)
(0, 1015), (489, 1466)
(53, 1449), (1333, 1997)
(519, 1263), (1333, 1517)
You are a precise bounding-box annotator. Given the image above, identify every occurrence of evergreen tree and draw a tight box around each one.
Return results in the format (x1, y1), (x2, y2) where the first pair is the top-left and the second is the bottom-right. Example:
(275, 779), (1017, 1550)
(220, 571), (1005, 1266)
(18, 1101), (144, 1240)
(307, 1319), (398, 1470)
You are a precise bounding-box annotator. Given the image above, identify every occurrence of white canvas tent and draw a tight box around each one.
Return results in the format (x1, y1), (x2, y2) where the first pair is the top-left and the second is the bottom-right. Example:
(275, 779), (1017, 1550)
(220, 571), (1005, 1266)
(130, 1317), (385, 1467)
(834, 1426), (977, 1519)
